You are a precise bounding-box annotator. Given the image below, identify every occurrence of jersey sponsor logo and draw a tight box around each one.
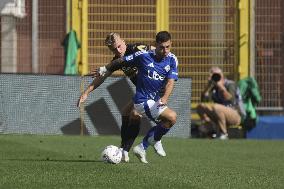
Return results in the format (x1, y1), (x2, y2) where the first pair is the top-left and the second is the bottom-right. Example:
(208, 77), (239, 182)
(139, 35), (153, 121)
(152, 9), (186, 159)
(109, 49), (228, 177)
(134, 50), (146, 56)
(147, 70), (165, 81)
(125, 55), (133, 61)
(164, 65), (170, 72)
(147, 63), (154, 68)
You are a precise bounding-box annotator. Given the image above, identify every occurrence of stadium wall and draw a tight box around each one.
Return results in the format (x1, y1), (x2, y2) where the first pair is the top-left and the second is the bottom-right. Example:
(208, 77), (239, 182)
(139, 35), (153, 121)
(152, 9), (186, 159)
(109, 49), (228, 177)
(0, 74), (191, 138)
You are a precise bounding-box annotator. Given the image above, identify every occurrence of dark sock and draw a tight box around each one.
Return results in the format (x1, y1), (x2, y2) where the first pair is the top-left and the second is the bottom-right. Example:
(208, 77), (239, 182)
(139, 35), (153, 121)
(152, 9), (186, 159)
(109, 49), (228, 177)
(153, 124), (170, 141)
(123, 119), (141, 152)
(120, 116), (129, 149)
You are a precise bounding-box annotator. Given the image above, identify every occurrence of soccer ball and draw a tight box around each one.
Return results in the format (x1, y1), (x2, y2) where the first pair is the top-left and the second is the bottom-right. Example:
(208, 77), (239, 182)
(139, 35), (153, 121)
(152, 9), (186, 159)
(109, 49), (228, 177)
(101, 145), (122, 164)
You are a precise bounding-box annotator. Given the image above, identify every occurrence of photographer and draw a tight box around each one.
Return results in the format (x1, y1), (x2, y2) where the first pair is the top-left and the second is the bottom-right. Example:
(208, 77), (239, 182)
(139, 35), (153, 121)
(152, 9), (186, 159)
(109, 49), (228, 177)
(196, 66), (243, 139)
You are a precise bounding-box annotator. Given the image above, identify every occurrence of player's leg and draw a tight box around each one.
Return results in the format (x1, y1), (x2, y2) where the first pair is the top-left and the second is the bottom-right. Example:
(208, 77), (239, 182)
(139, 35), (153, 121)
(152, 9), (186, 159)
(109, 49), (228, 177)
(141, 107), (176, 150)
(120, 101), (141, 162)
(120, 101), (132, 149)
(133, 100), (176, 163)
(124, 108), (141, 151)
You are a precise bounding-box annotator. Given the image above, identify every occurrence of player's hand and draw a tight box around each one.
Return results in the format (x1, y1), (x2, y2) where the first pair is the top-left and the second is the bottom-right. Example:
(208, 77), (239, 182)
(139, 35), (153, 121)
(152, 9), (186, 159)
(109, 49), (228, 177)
(84, 66), (107, 78)
(94, 66), (107, 77)
(159, 98), (167, 106)
(77, 93), (88, 107)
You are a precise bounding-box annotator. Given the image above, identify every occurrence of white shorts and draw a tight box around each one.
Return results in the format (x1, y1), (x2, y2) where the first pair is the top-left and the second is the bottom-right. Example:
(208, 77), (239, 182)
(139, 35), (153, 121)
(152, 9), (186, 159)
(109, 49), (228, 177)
(134, 99), (168, 122)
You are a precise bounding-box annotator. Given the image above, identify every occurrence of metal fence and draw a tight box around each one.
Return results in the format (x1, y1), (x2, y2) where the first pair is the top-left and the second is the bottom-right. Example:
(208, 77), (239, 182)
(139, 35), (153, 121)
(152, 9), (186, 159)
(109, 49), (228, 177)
(86, 0), (240, 105)
(87, 0), (156, 72)
(0, 0), (284, 112)
(255, 0), (284, 111)
(169, 0), (239, 104)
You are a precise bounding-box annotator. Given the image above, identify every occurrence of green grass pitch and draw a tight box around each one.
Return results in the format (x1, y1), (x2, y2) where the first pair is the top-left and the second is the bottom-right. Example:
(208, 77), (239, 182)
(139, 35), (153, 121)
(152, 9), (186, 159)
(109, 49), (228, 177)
(0, 135), (283, 189)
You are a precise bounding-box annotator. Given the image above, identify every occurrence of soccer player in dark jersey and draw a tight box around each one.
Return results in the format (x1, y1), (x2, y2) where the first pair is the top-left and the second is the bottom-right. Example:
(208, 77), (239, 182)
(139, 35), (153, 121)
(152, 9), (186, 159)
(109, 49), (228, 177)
(77, 33), (166, 162)
(96, 31), (178, 163)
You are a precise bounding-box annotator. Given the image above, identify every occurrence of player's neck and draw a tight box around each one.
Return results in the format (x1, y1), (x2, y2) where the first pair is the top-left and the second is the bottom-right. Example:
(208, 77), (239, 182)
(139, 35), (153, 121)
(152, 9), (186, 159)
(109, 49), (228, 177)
(155, 54), (165, 62)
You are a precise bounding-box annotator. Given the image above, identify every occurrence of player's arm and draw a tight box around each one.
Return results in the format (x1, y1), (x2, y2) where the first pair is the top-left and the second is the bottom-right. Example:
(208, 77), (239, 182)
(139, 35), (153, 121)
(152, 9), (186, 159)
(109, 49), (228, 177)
(160, 79), (175, 105)
(160, 57), (179, 104)
(105, 57), (126, 72)
(96, 52), (142, 77)
(93, 57), (125, 77)
(77, 71), (111, 107)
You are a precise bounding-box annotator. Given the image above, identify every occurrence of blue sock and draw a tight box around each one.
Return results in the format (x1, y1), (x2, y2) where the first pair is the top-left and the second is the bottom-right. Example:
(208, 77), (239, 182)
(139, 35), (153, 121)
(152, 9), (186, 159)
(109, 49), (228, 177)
(142, 124), (170, 150)
(142, 126), (156, 150)
(153, 124), (170, 141)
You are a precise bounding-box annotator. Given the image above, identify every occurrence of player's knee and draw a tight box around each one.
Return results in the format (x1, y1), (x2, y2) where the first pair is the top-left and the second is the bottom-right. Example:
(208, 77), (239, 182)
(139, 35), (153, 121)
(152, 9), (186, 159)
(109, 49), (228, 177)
(129, 114), (141, 125)
(167, 111), (177, 126)
(121, 108), (130, 117)
(130, 111), (141, 124)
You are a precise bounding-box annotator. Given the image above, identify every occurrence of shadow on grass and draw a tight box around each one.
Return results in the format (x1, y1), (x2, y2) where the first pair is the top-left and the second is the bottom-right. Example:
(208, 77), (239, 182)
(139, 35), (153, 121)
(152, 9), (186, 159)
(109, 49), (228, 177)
(1, 158), (102, 163)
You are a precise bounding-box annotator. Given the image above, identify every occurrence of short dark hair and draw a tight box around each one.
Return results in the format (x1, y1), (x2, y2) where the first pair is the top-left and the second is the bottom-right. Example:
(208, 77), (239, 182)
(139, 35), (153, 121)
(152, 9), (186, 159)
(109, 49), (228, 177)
(156, 31), (171, 43)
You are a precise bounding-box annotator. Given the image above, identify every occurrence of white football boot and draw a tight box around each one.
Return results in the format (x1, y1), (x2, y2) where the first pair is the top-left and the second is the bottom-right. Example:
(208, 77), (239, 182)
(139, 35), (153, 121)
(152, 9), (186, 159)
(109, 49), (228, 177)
(148, 136), (166, 157)
(153, 140), (166, 157)
(133, 144), (148, 164)
(121, 150), (129, 163)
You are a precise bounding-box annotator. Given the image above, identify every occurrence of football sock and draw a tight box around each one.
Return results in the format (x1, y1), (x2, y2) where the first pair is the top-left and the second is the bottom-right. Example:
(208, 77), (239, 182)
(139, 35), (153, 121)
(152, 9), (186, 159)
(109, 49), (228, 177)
(142, 126), (156, 149)
(153, 124), (170, 141)
(142, 124), (170, 150)
(123, 119), (141, 152)
(120, 116), (129, 149)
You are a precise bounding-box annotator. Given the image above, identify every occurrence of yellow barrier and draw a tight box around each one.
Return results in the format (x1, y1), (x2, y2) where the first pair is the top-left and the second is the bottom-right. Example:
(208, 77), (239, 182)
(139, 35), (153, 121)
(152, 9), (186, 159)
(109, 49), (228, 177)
(238, 0), (250, 79)
(156, 0), (169, 32)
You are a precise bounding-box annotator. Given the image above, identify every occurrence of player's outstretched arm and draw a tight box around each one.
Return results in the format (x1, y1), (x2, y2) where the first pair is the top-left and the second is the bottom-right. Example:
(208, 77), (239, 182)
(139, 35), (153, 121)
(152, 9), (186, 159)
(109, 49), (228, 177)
(95, 58), (125, 77)
(77, 71), (111, 107)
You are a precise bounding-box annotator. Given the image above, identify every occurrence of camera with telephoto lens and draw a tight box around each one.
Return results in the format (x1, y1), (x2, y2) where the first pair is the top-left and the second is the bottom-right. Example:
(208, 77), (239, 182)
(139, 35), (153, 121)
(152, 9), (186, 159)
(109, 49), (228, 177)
(211, 73), (221, 82)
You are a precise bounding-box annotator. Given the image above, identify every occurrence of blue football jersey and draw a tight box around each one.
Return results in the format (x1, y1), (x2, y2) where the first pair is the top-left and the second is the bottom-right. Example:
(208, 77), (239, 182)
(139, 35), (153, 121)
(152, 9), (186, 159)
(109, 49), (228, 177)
(123, 50), (178, 103)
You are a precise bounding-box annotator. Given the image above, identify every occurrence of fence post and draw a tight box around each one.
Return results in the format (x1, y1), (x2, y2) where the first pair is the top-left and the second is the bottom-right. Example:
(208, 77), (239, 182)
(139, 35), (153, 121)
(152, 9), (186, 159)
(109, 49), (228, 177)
(156, 0), (169, 32)
(81, 0), (88, 75)
(238, 0), (250, 79)
(250, 0), (255, 77)
(71, 0), (82, 75)
(32, 0), (38, 73)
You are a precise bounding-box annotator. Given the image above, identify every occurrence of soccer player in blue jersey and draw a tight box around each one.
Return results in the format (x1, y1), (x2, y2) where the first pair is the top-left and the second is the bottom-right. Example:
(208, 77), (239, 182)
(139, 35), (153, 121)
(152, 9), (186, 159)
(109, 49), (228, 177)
(97, 31), (178, 163)
(78, 33), (166, 162)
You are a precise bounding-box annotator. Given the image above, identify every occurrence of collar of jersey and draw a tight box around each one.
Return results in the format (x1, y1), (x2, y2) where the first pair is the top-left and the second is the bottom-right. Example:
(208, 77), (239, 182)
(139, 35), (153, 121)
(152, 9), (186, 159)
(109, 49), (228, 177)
(151, 50), (171, 61)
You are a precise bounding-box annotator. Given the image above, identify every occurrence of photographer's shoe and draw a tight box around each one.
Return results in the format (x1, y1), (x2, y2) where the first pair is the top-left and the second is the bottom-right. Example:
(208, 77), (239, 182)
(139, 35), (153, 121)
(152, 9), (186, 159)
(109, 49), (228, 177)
(219, 133), (229, 140)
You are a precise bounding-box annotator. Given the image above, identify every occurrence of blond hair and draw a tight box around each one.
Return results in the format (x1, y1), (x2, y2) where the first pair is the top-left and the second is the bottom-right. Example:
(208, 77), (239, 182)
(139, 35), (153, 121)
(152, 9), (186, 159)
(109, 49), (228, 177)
(104, 32), (121, 46)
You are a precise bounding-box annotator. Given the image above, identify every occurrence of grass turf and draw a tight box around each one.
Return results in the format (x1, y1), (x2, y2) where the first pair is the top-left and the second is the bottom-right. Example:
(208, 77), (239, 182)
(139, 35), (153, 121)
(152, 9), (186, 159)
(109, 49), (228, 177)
(0, 135), (283, 189)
